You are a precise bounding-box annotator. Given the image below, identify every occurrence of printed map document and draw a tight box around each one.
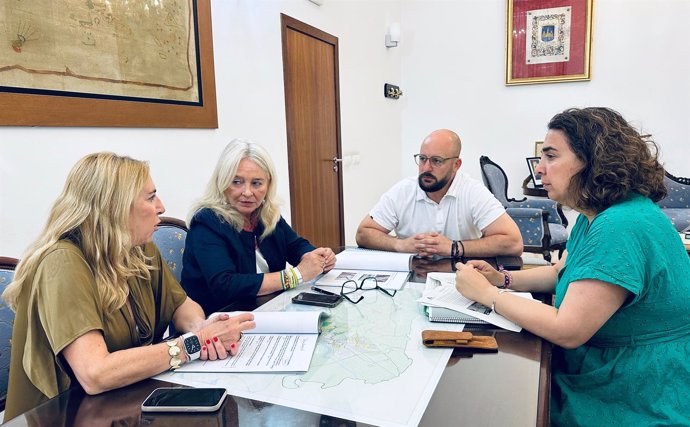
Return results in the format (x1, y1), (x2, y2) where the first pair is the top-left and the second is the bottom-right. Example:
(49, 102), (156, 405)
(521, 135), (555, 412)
(158, 284), (455, 427)
(176, 311), (325, 373)
(315, 248), (414, 291)
(418, 272), (536, 332)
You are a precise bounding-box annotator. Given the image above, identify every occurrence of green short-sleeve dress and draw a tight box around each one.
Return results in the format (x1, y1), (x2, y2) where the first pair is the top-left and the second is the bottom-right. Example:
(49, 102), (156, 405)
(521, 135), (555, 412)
(4, 240), (187, 420)
(551, 194), (690, 425)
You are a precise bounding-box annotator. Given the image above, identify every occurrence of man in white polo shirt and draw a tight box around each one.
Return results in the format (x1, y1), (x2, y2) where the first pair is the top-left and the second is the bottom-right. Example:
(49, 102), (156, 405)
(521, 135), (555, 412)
(355, 129), (522, 257)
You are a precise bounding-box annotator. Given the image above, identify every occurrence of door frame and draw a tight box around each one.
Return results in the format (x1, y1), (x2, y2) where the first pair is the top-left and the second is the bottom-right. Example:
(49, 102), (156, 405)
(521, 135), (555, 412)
(280, 14), (345, 248)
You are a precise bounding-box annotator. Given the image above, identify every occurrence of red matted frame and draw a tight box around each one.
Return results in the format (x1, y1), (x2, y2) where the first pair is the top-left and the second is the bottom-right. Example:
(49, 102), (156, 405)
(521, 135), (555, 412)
(506, 0), (593, 85)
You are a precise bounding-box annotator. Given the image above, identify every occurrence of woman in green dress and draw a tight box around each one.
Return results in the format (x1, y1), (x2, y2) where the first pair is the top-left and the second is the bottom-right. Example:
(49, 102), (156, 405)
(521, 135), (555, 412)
(455, 107), (690, 425)
(2, 152), (256, 420)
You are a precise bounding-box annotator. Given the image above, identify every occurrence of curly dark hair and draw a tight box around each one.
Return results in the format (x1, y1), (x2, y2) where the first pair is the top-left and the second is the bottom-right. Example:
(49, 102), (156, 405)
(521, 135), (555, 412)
(547, 107), (667, 213)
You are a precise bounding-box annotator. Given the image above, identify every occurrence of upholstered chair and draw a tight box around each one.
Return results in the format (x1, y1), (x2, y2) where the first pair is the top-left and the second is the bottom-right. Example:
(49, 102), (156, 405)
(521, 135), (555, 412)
(152, 217), (188, 283)
(657, 172), (690, 232)
(480, 156), (568, 262)
(0, 257), (18, 412)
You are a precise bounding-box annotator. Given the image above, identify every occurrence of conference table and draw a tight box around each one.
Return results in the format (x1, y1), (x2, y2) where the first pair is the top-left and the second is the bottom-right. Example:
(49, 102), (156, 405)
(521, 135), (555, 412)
(2, 255), (551, 427)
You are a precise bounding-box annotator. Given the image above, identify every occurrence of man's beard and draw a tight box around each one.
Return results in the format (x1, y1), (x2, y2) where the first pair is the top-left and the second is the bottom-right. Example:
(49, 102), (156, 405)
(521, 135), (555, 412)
(418, 172), (448, 193)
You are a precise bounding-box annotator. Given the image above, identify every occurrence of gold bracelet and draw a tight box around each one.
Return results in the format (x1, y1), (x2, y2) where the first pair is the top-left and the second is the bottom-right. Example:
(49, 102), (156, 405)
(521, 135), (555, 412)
(491, 289), (509, 313)
(166, 339), (182, 370)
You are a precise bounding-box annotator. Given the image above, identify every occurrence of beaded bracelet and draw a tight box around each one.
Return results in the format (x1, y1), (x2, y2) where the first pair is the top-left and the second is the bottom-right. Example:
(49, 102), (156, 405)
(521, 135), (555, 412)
(166, 339), (182, 370)
(497, 266), (513, 289)
(282, 269), (292, 290)
(285, 268), (294, 289)
(281, 267), (302, 290)
(457, 240), (465, 257)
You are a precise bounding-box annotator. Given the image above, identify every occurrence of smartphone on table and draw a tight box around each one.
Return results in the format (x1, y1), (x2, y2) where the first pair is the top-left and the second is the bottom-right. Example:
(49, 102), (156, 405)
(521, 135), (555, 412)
(292, 291), (342, 307)
(141, 387), (227, 412)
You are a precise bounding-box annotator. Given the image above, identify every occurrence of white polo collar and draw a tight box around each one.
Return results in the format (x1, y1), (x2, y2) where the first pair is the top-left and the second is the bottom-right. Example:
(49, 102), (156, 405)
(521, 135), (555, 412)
(415, 170), (462, 203)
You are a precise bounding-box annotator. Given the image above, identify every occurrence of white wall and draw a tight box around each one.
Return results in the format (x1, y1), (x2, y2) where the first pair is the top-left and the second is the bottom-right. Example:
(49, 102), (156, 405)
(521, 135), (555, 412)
(0, 0), (403, 258)
(399, 0), (690, 190)
(1, 0), (689, 259)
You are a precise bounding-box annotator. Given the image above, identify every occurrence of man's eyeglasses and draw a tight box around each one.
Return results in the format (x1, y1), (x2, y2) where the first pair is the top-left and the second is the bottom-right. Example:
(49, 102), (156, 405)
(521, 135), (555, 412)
(340, 276), (397, 304)
(414, 154), (457, 168)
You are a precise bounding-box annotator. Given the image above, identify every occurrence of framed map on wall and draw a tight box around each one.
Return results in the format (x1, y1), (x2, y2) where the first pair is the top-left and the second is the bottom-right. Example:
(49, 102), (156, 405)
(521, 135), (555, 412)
(0, 0), (217, 127)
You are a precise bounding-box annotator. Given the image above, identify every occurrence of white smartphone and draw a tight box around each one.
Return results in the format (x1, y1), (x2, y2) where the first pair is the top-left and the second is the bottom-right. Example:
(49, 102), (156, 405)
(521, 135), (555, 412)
(141, 387), (227, 412)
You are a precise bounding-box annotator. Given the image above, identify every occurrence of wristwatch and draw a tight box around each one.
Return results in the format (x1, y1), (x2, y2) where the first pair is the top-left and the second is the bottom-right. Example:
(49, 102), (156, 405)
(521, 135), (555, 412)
(181, 332), (202, 361)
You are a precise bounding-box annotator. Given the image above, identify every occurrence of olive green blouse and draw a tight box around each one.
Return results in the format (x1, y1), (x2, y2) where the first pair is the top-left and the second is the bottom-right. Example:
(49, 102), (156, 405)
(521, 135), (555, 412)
(4, 240), (187, 420)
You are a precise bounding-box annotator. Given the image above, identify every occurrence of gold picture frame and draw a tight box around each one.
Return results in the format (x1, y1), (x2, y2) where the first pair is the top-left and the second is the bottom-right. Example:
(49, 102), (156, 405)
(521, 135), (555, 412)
(0, 0), (217, 128)
(506, 0), (593, 85)
(534, 141), (544, 156)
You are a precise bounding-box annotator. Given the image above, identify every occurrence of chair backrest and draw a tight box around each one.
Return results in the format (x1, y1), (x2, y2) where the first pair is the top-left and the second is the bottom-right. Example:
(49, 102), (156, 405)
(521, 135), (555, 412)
(479, 156), (511, 206)
(480, 155), (568, 227)
(152, 217), (188, 283)
(657, 171), (690, 232)
(479, 156), (527, 206)
(0, 256), (18, 412)
(658, 172), (690, 209)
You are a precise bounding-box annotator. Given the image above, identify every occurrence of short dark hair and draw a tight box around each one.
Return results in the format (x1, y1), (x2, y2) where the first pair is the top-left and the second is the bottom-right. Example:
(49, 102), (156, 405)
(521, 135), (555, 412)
(547, 107), (667, 213)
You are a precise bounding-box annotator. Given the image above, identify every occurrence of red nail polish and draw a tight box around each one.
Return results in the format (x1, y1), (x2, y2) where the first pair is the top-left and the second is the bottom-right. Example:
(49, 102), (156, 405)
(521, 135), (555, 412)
(206, 339), (211, 345)
(213, 336), (219, 342)
(202, 345), (207, 351)
(231, 343), (236, 349)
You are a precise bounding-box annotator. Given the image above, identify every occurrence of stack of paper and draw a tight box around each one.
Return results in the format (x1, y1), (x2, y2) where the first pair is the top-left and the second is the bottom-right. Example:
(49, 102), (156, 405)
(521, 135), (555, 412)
(418, 272), (535, 332)
(315, 248), (414, 291)
(176, 311), (325, 373)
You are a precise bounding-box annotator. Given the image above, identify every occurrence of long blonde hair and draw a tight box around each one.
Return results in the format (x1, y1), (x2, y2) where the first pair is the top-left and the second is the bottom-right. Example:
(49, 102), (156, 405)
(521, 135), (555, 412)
(2, 152), (152, 314)
(188, 139), (281, 239)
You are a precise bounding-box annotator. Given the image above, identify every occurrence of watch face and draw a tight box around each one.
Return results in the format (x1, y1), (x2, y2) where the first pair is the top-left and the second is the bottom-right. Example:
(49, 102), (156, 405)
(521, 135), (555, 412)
(184, 335), (202, 355)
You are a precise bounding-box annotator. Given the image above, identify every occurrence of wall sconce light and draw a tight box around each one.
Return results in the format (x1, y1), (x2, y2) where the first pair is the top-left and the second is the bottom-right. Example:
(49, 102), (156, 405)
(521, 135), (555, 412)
(385, 22), (400, 48)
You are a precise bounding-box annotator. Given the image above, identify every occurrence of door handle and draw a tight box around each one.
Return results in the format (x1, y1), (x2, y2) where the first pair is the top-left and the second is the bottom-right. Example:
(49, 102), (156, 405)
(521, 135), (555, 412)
(332, 156), (343, 172)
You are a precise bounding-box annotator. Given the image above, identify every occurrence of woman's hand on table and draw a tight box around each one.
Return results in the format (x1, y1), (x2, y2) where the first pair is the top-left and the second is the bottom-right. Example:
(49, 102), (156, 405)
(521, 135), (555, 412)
(464, 259), (505, 287)
(454, 262), (496, 306)
(196, 312), (255, 359)
(298, 250), (328, 280)
(314, 247), (337, 272)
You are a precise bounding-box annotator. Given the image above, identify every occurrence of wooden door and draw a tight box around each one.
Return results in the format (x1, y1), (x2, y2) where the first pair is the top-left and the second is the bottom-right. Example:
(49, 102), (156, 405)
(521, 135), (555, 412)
(281, 15), (344, 249)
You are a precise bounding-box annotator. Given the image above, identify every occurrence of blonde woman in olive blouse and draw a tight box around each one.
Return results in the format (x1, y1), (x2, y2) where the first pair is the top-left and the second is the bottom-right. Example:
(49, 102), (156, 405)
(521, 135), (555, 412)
(2, 153), (255, 420)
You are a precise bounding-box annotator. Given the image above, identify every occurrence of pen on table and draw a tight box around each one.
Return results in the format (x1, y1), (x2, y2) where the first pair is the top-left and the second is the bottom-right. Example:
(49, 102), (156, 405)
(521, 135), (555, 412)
(311, 286), (339, 296)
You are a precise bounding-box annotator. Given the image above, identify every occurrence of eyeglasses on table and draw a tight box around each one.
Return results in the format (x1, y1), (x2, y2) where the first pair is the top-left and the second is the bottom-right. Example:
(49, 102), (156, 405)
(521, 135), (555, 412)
(340, 276), (397, 304)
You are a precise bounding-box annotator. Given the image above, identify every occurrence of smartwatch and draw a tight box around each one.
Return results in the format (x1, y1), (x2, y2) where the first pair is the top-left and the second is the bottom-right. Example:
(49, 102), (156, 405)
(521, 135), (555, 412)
(181, 332), (202, 361)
